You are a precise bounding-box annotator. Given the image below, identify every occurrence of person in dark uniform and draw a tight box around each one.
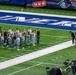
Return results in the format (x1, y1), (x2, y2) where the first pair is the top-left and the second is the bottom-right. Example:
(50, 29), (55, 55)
(70, 31), (75, 44)
(36, 28), (40, 44)
(4, 29), (7, 44)
(24, 0), (27, 8)
(72, 60), (76, 75)
(49, 67), (62, 75)
(0, 27), (2, 34)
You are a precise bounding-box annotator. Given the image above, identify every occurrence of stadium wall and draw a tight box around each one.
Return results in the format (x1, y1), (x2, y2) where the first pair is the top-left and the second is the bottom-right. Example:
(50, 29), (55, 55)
(0, 0), (76, 10)
(0, 0), (24, 5)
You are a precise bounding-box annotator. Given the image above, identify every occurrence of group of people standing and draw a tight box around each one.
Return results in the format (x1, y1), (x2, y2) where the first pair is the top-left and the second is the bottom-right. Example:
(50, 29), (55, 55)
(0, 27), (40, 50)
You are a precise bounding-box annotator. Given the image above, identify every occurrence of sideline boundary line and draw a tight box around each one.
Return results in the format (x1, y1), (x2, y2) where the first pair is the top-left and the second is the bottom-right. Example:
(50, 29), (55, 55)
(0, 10), (76, 19)
(0, 40), (74, 70)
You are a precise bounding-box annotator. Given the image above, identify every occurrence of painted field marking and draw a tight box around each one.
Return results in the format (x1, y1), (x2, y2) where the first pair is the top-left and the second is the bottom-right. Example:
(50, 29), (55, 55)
(41, 34), (69, 38)
(29, 61), (64, 66)
(8, 60), (64, 75)
(0, 10), (75, 18)
(8, 62), (43, 75)
(0, 10), (76, 30)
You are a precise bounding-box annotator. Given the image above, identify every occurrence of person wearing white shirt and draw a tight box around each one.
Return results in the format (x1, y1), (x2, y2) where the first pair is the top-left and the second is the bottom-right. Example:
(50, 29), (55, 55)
(16, 36), (20, 50)
(1, 35), (4, 48)
(28, 27), (32, 41)
(21, 34), (25, 49)
(8, 27), (12, 36)
(28, 27), (32, 35)
(16, 28), (19, 37)
(32, 30), (36, 46)
(7, 33), (11, 49)
(0, 32), (1, 38)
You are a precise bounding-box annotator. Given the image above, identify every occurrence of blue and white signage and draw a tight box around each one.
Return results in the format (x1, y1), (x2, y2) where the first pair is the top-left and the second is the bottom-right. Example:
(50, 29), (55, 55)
(0, 10), (76, 30)
(0, 0), (76, 10)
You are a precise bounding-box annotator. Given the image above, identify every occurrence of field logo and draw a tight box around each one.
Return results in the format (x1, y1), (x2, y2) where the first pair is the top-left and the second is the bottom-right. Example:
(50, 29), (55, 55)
(0, 14), (76, 30)
(16, 17), (25, 22)
(0, 15), (50, 24)
(49, 21), (76, 27)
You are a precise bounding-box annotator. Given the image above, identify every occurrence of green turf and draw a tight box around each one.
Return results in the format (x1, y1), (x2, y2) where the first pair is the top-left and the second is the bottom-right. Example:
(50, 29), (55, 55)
(0, 5), (75, 75)
(0, 5), (76, 16)
(0, 24), (71, 62)
(0, 46), (75, 75)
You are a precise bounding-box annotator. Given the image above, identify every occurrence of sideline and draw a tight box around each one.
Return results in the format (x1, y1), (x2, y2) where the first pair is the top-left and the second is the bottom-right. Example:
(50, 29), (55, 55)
(0, 10), (76, 19)
(0, 40), (74, 70)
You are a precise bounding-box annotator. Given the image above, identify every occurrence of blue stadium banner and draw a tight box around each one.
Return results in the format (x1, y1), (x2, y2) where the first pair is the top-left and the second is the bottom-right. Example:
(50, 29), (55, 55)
(0, 0), (24, 5)
(27, 0), (76, 10)
(0, 0), (76, 10)
(0, 0), (11, 2)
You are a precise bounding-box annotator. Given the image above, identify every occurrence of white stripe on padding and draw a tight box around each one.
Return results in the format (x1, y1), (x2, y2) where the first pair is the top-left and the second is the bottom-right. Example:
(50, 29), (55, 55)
(0, 10), (76, 19)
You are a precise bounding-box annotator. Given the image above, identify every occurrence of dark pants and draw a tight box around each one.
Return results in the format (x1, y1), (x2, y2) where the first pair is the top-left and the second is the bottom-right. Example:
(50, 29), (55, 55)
(7, 39), (8, 45)
(4, 36), (7, 43)
(72, 37), (75, 44)
(20, 37), (22, 46)
(72, 66), (76, 75)
(37, 36), (40, 44)
(12, 37), (14, 45)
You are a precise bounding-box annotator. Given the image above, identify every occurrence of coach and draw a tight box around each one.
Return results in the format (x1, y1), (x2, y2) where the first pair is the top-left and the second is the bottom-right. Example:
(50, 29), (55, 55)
(70, 31), (75, 44)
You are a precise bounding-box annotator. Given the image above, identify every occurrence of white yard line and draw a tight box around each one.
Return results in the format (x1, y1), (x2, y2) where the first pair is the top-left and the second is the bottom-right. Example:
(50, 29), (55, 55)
(41, 34), (69, 38)
(0, 40), (74, 70)
(7, 61), (64, 75)
(8, 62), (43, 75)
(29, 61), (64, 66)
(0, 10), (76, 19)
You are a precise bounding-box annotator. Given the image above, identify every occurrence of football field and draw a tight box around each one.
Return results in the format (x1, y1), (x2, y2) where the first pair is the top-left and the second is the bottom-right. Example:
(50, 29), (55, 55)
(0, 5), (76, 75)
(0, 46), (76, 75)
